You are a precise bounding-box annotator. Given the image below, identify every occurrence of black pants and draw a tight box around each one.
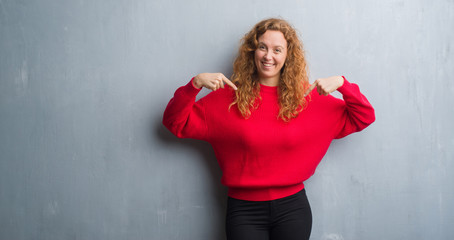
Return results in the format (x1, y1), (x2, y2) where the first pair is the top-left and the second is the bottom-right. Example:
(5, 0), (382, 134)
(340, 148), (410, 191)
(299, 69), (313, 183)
(226, 189), (312, 240)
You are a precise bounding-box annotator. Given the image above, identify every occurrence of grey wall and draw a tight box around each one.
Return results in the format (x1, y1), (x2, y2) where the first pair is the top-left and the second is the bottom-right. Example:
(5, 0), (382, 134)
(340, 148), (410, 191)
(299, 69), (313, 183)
(1, 0), (453, 239)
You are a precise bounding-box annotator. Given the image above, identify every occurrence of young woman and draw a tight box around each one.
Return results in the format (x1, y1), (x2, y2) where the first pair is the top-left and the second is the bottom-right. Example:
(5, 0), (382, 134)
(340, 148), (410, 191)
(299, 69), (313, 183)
(163, 18), (375, 240)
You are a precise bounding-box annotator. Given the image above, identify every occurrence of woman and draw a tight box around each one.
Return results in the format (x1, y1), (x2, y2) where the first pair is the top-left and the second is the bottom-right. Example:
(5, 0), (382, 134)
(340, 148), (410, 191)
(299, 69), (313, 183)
(163, 18), (375, 240)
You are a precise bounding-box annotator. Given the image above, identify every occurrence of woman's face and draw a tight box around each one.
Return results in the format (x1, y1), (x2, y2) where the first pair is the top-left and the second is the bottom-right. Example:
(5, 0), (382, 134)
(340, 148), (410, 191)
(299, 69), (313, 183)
(254, 30), (288, 84)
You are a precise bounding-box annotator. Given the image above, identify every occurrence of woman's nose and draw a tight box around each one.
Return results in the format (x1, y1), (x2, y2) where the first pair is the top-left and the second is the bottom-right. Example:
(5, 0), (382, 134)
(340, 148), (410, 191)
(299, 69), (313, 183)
(264, 51), (272, 60)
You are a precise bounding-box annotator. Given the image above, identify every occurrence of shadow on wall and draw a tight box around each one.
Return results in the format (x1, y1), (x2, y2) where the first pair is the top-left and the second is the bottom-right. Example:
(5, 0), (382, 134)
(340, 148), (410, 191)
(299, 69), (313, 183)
(154, 114), (228, 239)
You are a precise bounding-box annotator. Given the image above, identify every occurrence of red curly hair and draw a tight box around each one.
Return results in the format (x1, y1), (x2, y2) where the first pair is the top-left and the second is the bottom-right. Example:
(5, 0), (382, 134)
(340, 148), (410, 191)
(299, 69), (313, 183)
(230, 18), (310, 122)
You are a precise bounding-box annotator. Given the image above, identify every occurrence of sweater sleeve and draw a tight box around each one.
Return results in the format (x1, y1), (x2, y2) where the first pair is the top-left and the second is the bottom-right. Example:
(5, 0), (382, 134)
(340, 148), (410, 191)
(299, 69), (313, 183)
(162, 78), (209, 140)
(334, 76), (375, 139)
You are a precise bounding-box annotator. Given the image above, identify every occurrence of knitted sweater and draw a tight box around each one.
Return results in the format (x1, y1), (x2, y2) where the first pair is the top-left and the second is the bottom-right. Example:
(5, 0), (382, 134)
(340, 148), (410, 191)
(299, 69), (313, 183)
(163, 77), (375, 201)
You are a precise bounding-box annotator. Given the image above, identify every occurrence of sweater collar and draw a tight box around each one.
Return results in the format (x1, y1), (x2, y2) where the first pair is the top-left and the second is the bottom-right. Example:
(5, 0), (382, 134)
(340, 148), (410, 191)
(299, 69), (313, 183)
(259, 84), (278, 95)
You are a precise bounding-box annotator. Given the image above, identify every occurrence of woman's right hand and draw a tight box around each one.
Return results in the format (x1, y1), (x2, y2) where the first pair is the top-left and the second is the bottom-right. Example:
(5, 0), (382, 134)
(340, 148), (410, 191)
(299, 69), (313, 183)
(193, 73), (238, 91)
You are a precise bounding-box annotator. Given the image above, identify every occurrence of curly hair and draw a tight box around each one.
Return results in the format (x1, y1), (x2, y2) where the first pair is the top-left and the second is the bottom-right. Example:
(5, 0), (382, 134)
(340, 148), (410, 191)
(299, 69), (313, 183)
(230, 18), (310, 122)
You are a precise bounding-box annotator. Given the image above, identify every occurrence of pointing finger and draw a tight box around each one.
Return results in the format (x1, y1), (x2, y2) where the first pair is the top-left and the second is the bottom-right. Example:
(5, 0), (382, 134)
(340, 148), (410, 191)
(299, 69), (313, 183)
(304, 81), (317, 97)
(222, 75), (238, 91)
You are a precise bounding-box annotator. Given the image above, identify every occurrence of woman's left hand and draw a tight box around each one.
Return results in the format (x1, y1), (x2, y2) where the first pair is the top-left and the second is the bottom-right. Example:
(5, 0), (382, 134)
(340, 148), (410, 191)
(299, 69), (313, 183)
(305, 76), (344, 96)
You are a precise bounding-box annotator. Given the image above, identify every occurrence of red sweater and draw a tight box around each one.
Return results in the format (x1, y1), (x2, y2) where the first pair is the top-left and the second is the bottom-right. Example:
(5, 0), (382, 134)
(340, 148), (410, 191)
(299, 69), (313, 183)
(163, 77), (375, 201)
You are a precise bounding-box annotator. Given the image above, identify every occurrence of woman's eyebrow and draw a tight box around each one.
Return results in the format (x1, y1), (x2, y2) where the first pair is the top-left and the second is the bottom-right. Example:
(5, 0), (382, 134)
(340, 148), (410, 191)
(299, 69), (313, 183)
(258, 42), (285, 48)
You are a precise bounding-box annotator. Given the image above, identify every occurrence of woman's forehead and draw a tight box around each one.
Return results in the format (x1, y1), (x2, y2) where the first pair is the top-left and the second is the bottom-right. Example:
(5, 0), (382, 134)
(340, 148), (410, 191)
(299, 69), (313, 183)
(258, 30), (287, 48)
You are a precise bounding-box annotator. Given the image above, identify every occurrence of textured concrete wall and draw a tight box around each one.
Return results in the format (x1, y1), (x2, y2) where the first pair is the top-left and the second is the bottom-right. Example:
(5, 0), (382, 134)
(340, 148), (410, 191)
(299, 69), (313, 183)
(1, 0), (453, 239)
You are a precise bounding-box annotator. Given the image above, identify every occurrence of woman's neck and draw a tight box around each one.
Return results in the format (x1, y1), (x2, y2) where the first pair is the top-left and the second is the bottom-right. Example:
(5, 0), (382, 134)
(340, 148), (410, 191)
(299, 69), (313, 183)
(259, 76), (280, 87)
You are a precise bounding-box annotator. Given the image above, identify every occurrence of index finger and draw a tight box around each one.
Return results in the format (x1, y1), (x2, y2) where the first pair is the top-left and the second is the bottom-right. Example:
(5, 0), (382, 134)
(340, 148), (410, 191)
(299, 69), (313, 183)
(222, 76), (238, 91)
(304, 82), (317, 97)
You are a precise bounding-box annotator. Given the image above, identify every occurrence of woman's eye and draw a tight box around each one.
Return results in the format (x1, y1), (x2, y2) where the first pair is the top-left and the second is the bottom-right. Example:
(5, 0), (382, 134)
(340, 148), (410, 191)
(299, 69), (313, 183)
(275, 49), (281, 53)
(259, 45), (266, 50)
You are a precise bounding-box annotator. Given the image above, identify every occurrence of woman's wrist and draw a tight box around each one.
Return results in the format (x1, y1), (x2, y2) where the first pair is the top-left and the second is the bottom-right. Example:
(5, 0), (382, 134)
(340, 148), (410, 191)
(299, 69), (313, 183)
(338, 76), (345, 87)
(192, 76), (202, 89)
